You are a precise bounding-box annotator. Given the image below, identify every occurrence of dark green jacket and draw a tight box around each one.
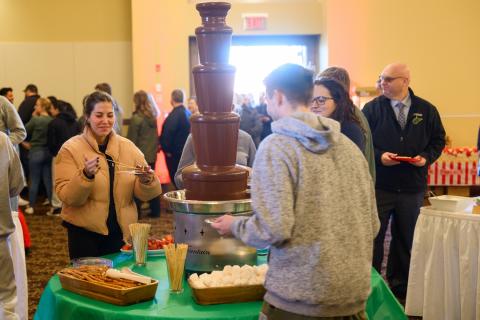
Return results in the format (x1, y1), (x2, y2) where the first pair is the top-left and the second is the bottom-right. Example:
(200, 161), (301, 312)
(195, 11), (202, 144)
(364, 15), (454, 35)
(127, 113), (158, 164)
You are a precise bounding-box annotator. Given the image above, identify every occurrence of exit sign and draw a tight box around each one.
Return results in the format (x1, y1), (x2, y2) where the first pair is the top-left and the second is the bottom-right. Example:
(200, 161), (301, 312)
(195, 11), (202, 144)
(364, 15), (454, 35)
(242, 13), (268, 31)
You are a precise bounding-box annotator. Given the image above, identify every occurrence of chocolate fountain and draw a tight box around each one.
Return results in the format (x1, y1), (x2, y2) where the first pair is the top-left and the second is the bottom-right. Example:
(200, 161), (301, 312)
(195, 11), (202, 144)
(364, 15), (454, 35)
(164, 2), (256, 273)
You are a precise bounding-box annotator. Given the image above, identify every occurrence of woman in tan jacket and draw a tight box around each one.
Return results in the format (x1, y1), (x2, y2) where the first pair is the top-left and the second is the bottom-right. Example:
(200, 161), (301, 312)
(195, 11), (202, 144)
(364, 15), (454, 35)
(54, 91), (162, 259)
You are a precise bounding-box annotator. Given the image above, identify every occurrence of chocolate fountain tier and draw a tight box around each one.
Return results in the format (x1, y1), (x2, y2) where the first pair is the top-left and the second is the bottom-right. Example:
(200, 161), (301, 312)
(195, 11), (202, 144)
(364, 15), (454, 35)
(182, 164), (249, 201)
(195, 2), (233, 66)
(190, 113), (239, 168)
(192, 64), (235, 114)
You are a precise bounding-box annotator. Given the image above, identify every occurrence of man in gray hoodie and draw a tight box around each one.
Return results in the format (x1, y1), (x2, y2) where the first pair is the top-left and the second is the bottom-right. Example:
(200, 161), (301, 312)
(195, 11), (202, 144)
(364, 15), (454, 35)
(212, 64), (379, 319)
(0, 131), (25, 319)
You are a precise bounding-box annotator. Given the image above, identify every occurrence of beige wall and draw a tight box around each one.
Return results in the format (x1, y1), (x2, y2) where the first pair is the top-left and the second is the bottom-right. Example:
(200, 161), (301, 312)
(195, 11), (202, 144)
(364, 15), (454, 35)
(0, 0), (133, 119)
(0, 0), (131, 41)
(325, 0), (480, 146)
(131, 0), (324, 112)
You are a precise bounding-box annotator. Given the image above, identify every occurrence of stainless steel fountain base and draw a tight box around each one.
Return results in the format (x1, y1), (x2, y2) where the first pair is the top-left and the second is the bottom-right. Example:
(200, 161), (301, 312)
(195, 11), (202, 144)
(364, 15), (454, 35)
(163, 190), (256, 272)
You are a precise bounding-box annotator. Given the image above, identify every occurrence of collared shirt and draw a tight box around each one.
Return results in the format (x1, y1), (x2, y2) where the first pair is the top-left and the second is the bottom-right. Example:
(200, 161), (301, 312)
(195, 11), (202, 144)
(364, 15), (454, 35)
(390, 93), (411, 120)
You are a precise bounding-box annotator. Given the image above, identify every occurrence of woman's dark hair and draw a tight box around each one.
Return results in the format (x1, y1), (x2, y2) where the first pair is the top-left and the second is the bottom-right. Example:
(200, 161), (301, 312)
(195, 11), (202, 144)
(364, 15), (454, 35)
(58, 100), (78, 118)
(83, 91), (113, 118)
(314, 78), (363, 130)
(47, 96), (59, 109)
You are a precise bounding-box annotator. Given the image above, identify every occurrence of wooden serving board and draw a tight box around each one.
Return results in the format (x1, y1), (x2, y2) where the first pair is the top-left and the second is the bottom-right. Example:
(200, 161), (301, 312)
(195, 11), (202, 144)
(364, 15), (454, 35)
(188, 279), (265, 305)
(58, 272), (158, 306)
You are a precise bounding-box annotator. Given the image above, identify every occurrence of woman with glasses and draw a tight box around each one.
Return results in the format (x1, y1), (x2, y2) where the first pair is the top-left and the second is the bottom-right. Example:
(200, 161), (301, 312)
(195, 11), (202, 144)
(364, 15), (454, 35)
(311, 78), (365, 152)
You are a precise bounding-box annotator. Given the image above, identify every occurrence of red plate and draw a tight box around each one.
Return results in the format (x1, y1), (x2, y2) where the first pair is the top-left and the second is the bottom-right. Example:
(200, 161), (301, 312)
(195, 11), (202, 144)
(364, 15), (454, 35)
(389, 156), (420, 163)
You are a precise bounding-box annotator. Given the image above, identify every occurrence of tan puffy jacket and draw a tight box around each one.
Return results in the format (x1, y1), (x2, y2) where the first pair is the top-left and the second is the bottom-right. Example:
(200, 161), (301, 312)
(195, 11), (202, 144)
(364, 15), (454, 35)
(54, 127), (162, 239)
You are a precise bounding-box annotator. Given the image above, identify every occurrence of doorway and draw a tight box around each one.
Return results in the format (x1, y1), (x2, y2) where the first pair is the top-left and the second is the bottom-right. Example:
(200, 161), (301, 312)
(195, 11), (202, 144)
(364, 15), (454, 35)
(189, 34), (320, 105)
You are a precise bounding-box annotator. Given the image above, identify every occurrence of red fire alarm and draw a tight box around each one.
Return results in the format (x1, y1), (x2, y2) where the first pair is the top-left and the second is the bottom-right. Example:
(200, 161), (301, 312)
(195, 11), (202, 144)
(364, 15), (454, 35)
(155, 64), (161, 73)
(242, 14), (268, 31)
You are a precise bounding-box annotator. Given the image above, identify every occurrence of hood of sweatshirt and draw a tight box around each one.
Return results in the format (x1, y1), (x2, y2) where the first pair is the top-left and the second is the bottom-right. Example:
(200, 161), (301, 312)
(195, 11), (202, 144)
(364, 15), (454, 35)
(271, 111), (341, 153)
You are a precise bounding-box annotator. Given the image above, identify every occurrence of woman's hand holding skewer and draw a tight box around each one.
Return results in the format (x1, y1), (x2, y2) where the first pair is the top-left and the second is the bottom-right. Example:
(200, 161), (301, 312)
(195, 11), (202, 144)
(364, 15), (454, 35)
(136, 165), (155, 184)
(83, 155), (100, 179)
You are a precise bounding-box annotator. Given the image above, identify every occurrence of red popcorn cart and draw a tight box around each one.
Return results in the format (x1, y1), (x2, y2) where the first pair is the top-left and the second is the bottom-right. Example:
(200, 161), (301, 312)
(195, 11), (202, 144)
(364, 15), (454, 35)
(428, 147), (480, 187)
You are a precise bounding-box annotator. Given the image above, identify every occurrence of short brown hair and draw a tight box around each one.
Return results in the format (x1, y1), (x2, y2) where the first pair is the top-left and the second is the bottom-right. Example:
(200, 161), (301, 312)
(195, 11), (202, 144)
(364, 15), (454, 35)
(171, 89), (184, 104)
(263, 64), (313, 106)
(318, 67), (350, 92)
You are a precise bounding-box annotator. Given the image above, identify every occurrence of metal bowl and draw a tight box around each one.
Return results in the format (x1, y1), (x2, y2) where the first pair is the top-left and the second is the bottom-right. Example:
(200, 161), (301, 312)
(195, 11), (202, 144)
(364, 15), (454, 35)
(163, 190), (251, 214)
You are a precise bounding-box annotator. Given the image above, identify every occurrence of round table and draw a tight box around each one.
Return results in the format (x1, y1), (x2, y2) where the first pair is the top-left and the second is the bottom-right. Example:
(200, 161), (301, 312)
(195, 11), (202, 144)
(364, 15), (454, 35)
(406, 206), (480, 319)
(34, 253), (405, 320)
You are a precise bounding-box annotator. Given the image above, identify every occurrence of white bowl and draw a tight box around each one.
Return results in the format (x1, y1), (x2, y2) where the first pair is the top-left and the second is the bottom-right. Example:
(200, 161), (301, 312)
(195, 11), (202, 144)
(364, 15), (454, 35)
(428, 195), (474, 212)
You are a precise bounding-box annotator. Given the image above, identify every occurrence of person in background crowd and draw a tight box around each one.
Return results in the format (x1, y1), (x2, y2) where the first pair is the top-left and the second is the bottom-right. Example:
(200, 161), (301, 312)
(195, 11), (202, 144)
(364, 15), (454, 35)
(0, 95), (26, 150)
(0, 132), (25, 320)
(318, 67), (376, 181)
(23, 98), (54, 215)
(127, 90), (161, 217)
(212, 64), (379, 319)
(174, 129), (256, 189)
(159, 89), (191, 186)
(17, 84), (40, 205)
(47, 99), (81, 216)
(55, 91), (162, 259)
(362, 63), (446, 301)
(94, 82), (123, 135)
(238, 94), (262, 147)
(187, 96), (199, 116)
(256, 92), (272, 142)
(18, 84), (40, 125)
(311, 78), (365, 152)
(0, 87), (14, 104)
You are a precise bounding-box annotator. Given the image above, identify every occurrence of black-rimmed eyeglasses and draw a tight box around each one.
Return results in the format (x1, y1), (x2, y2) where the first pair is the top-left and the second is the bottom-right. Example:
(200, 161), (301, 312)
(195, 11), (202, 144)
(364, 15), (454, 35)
(379, 76), (406, 83)
(310, 96), (334, 106)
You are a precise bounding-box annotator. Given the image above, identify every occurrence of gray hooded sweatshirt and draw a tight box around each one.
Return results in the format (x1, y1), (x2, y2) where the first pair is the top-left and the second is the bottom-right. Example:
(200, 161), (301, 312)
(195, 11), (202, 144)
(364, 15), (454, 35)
(0, 132), (25, 238)
(232, 111), (379, 317)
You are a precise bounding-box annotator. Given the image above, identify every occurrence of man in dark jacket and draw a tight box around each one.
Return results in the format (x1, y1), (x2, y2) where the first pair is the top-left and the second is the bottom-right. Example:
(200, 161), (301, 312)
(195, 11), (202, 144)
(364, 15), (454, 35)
(159, 89), (190, 186)
(47, 100), (80, 215)
(363, 63), (446, 300)
(17, 84), (40, 125)
(17, 84), (40, 192)
(255, 92), (272, 142)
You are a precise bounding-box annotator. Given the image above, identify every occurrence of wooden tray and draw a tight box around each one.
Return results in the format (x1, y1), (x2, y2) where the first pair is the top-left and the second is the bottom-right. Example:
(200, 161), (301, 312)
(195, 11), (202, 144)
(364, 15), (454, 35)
(188, 279), (265, 305)
(58, 272), (158, 306)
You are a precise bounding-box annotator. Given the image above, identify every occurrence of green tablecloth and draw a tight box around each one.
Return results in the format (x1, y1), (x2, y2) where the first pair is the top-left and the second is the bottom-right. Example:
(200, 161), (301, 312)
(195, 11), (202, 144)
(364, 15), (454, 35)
(34, 253), (406, 320)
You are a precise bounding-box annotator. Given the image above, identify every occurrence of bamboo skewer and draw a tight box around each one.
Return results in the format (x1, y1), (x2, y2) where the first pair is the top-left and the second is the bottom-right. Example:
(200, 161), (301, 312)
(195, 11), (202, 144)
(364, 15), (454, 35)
(106, 158), (138, 170)
(129, 223), (151, 265)
(117, 170), (144, 175)
(164, 243), (188, 292)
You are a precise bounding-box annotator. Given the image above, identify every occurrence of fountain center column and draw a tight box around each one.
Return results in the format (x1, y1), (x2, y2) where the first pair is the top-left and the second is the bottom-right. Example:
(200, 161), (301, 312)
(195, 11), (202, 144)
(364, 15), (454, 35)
(181, 2), (249, 201)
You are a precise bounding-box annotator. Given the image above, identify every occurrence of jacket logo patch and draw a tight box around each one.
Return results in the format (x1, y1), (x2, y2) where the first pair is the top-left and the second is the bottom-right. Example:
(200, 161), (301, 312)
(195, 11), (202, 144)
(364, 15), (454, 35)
(412, 113), (423, 125)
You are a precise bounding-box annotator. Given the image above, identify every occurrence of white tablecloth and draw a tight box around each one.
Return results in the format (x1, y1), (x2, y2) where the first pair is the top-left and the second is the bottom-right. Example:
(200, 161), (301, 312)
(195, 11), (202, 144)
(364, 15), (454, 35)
(8, 211), (28, 320)
(405, 206), (480, 319)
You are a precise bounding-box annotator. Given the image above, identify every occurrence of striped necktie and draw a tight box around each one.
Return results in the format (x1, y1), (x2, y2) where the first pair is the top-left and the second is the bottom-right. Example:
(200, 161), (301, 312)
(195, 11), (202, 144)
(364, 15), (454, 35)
(396, 102), (407, 129)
